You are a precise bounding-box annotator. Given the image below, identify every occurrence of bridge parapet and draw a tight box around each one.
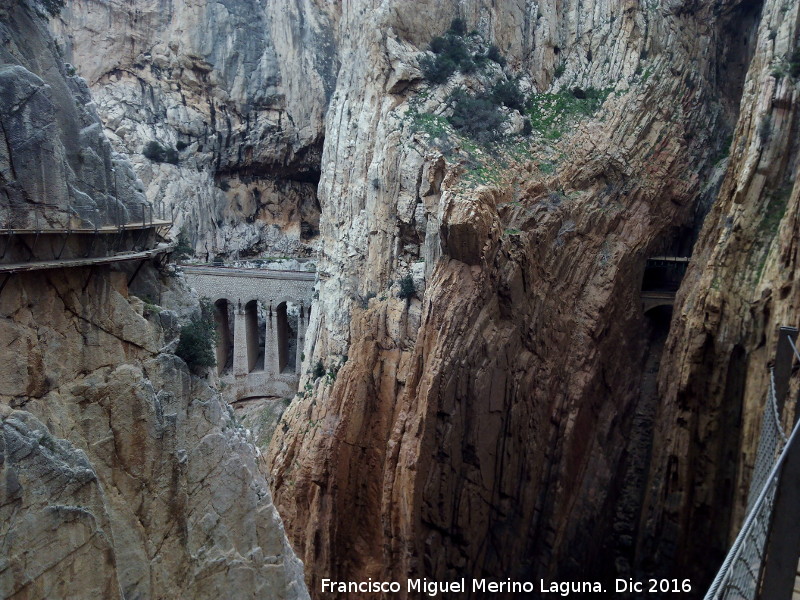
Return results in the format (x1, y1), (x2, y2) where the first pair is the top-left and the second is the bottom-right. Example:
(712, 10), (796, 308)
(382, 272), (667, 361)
(181, 265), (315, 306)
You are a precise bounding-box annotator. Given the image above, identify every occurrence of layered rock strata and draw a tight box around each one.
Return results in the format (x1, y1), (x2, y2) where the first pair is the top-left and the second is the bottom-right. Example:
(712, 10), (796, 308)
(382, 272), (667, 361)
(1, 268), (309, 600)
(267, 0), (780, 596)
(46, 0), (800, 597)
(641, 0), (800, 585)
(51, 0), (337, 257)
(0, 3), (309, 598)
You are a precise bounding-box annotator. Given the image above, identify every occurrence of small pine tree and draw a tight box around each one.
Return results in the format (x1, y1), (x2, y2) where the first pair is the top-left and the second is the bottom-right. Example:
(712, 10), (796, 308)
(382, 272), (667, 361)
(143, 141), (166, 162)
(486, 44), (507, 67)
(175, 299), (216, 370)
(398, 274), (416, 300)
(490, 78), (526, 111)
(446, 88), (506, 144)
(420, 55), (457, 84)
(313, 360), (326, 379)
(421, 34), (472, 84)
(448, 18), (467, 36)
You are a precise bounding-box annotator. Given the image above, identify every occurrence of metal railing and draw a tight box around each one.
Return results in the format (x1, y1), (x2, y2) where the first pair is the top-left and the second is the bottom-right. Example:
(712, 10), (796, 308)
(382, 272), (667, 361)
(0, 202), (169, 233)
(705, 328), (800, 600)
(704, 371), (798, 599)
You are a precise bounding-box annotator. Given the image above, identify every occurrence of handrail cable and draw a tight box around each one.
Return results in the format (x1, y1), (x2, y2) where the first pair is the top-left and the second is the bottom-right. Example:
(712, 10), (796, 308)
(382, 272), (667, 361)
(704, 367), (798, 600)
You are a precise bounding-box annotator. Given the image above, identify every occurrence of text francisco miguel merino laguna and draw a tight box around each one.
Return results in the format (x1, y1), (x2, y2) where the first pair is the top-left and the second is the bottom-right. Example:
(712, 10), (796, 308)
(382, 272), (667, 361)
(321, 577), (685, 596)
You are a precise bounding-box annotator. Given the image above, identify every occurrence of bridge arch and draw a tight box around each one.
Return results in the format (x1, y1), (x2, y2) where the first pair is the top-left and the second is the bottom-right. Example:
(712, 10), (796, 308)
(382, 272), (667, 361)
(270, 294), (305, 307)
(245, 299), (265, 373)
(213, 298), (234, 375)
(642, 295), (677, 313)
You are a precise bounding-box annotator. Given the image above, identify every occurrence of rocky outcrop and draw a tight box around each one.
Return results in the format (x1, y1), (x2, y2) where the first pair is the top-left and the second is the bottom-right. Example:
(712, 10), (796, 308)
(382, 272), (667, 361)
(51, 0), (338, 258)
(640, 0), (800, 585)
(0, 4), (309, 598)
(0, 0), (145, 229)
(267, 0), (775, 596)
(0, 269), (308, 600)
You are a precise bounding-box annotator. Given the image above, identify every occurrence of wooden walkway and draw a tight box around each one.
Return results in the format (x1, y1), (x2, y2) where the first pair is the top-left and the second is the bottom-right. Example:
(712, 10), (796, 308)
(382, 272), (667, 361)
(0, 243), (174, 274)
(0, 219), (173, 235)
(648, 256), (690, 263)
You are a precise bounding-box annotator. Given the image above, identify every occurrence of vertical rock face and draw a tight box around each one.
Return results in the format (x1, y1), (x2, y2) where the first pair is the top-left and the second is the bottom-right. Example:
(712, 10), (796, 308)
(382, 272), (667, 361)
(641, 0), (800, 585)
(1, 271), (309, 600)
(0, 0), (146, 229)
(264, 0), (788, 596)
(47, 0), (798, 597)
(0, 4), (309, 598)
(52, 0), (339, 257)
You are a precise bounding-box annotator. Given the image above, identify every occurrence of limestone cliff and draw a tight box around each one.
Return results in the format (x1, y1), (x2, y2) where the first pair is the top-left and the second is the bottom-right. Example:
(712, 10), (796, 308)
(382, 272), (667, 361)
(52, 0), (337, 258)
(266, 0), (785, 596)
(0, 3), (308, 598)
(0, 0), (145, 230)
(1, 269), (309, 600)
(641, 0), (800, 585)
(47, 0), (800, 597)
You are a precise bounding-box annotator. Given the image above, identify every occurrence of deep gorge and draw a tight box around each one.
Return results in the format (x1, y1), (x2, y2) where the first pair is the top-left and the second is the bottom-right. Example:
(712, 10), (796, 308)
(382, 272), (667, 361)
(2, 0), (799, 598)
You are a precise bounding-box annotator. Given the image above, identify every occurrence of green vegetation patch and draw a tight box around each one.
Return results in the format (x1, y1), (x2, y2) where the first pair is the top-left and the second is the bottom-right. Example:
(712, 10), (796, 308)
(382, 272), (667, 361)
(527, 87), (612, 140)
(758, 185), (791, 237)
(143, 140), (179, 165)
(175, 299), (217, 370)
(419, 19), (492, 84)
(408, 111), (451, 139)
(447, 88), (507, 144)
(408, 24), (613, 190)
(312, 360), (326, 379)
(398, 274), (416, 300)
(489, 78), (526, 111)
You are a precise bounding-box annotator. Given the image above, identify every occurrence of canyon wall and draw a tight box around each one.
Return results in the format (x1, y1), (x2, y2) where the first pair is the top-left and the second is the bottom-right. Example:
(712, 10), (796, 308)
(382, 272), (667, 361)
(0, 3), (308, 598)
(268, 0), (785, 596)
(51, 0), (339, 257)
(1, 269), (309, 599)
(52, 0), (800, 597)
(0, 0), (145, 230)
(641, 0), (800, 585)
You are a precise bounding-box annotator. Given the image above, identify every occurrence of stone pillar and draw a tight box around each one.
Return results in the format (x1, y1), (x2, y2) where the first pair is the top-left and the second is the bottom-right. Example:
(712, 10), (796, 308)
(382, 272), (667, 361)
(265, 304), (280, 376)
(232, 301), (248, 376)
(295, 303), (306, 374)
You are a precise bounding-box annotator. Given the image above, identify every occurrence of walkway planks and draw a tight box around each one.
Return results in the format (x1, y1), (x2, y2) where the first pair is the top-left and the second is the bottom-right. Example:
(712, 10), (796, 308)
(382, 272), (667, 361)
(0, 243), (175, 274)
(647, 256), (691, 263)
(0, 219), (173, 235)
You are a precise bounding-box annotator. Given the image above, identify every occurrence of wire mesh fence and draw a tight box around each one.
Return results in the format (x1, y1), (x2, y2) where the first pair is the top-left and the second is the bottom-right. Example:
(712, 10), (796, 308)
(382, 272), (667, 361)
(704, 368), (799, 600)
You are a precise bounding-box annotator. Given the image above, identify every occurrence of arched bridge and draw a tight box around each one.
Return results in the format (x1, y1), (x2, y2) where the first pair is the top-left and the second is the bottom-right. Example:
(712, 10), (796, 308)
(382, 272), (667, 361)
(641, 256), (690, 312)
(181, 265), (316, 401)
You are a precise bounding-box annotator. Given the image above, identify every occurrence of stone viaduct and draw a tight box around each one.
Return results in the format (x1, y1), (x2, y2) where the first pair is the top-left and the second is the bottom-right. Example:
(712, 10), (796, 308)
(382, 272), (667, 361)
(182, 265), (316, 401)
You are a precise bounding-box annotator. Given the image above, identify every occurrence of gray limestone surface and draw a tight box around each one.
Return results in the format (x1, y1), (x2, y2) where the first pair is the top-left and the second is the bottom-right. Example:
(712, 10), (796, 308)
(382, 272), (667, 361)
(0, 4), (310, 599)
(0, 1), (146, 230)
(51, 0), (336, 258)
